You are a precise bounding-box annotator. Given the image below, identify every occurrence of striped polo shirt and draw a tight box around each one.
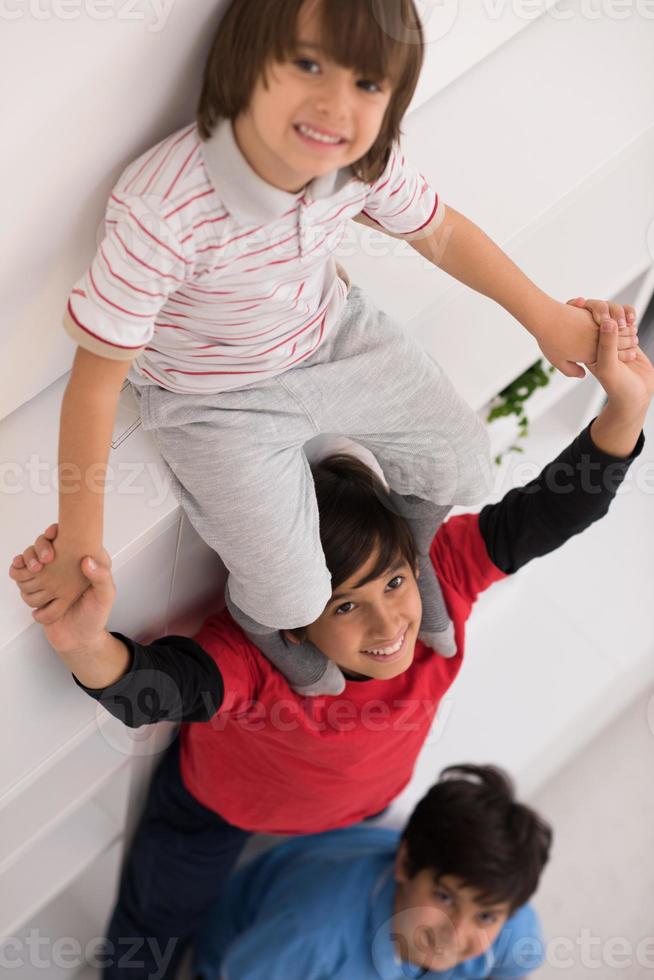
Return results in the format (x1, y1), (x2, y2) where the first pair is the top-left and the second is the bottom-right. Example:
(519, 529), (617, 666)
(63, 117), (444, 394)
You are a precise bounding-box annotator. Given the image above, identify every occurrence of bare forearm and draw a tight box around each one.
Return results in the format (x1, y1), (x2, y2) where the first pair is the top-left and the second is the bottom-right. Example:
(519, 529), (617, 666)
(58, 385), (115, 548)
(590, 403), (646, 458)
(60, 631), (131, 689)
(58, 349), (130, 549)
(419, 206), (553, 333)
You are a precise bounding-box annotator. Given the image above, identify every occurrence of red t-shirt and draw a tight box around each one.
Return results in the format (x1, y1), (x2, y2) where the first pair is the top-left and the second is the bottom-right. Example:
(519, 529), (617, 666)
(180, 514), (505, 834)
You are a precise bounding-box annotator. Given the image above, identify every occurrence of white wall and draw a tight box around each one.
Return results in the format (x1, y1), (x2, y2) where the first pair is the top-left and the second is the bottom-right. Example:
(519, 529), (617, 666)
(1, 0), (230, 420)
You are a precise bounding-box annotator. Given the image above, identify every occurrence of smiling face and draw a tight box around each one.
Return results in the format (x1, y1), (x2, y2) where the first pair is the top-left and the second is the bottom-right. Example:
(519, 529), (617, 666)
(286, 545), (422, 681)
(392, 842), (511, 972)
(233, 0), (394, 192)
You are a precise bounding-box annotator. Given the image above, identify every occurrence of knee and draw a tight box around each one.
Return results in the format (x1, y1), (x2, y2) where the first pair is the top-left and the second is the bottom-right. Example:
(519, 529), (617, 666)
(227, 564), (332, 631)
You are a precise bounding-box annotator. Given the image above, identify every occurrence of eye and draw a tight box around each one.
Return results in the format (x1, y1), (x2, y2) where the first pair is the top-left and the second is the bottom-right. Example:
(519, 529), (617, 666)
(477, 911), (499, 925)
(333, 572), (405, 616)
(358, 79), (384, 94)
(294, 58), (384, 94)
(433, 889), (453, 905)
(294, 58), (320, 74)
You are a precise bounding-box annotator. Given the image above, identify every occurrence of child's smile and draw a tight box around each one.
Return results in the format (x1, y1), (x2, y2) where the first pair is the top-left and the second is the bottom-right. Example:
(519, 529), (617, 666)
(233, 0), (392, 193)
(286, 550), (423, 682)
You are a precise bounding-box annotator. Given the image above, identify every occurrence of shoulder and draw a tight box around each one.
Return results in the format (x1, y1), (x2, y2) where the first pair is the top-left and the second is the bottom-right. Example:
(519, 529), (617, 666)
(113, 122), (203, 198)
(193, 609), (288, 709)
(363, 142), (401, 192)
(107, 122), (213, 238)
(272, 826), (400, 864)
(432, 513), (506, 601)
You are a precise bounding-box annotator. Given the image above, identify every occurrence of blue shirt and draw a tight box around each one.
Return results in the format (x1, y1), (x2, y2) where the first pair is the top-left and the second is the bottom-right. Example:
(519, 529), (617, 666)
(193, 827), (545, 979)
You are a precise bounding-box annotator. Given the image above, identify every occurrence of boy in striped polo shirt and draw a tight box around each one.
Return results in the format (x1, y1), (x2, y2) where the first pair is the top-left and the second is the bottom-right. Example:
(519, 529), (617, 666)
(23, 0), (638, 694)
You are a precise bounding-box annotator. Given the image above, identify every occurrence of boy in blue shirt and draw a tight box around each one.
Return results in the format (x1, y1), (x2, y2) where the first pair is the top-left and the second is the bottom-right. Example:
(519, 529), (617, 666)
(193, 764), (551, 979)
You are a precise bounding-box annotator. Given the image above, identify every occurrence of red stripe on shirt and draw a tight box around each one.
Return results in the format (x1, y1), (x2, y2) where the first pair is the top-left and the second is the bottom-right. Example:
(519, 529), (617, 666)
(88, 266), (154, 320)
(66, 300), (146, 350)
(194, 223), (272, 255)
(99, 243), (169, 300)
(124, 140), (169, 195)
(163, 144), (201, 201)
(217, 307), (326, 360)
(190, 213), (229, 233)
(164, 188), (215, 220)
(110, 195), (192, 265)
(403, 194), (440, 235)
(141, 125), (197, 195)
(114, 230), (185, 284)
(163, 313), (323, 373)
(389, 179), (407, 199)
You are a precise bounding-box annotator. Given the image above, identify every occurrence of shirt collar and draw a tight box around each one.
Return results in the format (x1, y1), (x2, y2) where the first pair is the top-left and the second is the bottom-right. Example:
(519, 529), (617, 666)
(200, 116), (358, 224)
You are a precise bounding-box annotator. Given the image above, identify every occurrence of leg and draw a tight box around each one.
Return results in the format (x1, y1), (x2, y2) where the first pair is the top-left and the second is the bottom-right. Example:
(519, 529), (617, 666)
(386, 492), (456, 656)
(281, 291), (491, 658)
(224, 582), (345, 696)
(285, 287), (492, 507)
(135, 381), (344, 695)
(102, 738), (251, 980)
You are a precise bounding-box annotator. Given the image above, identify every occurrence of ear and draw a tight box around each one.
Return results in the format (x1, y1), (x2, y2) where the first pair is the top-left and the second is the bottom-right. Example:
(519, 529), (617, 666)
(282, 629), (301, 646)
(394, 840), (410, 883)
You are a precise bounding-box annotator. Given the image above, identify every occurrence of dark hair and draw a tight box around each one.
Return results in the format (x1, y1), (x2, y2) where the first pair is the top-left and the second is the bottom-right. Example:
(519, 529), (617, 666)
(401, 764), (553, 913)
(197, 0), (425, 184)
(289, 453), (417, 637)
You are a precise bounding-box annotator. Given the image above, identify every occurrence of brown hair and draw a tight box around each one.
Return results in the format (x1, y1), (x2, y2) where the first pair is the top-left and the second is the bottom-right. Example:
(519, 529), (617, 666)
(197, 0), (424, 184)
(289, 453), (418, 638)
(402, 764), (553, 914)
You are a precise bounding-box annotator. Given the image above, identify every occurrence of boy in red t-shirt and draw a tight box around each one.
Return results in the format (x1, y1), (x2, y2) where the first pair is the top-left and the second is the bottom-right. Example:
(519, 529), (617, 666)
(10, 315), (652, 979)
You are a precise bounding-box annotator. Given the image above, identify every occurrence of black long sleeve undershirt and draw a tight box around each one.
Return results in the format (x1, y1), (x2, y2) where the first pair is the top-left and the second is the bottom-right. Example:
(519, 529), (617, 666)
(478, 421), (644, 574)
(73, 421), (644, 726)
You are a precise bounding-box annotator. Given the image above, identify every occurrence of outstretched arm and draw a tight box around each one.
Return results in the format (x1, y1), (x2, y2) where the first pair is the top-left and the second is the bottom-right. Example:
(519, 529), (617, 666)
(399, 204), (639, 377)
(479, 318), (652, 574)
(8, 531), (224, 726)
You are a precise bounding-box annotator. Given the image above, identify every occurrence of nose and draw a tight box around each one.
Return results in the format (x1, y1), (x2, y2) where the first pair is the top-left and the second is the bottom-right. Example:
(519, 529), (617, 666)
(313, 71), (352, 121)
(455, 923), (481, 960)
(366, 602), (401, 643)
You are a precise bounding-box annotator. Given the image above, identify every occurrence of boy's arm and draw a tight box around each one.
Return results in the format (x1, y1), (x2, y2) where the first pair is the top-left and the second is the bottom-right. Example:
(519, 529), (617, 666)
(478, 419), (643, 576)
(71, 632), (225, 728)
(352, 145), (637, 370)
(9, 535), (224, 726)
(22, 348), (132, 623)
(397, 204), (638, 375)
(479, 321), (651, 575)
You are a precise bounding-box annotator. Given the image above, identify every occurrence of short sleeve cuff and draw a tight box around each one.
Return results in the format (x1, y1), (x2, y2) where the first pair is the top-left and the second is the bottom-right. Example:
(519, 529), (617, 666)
(63, 305), (147, 362)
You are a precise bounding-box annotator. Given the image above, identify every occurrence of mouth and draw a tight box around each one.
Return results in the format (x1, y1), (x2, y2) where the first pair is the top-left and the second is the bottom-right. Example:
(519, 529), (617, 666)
(293, 122), (348, 148)
(361, 628), (409, 664)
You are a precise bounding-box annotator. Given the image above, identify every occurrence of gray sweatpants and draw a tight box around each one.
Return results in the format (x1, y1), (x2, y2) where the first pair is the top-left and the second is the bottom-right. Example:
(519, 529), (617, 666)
(132, 284), (491, 630)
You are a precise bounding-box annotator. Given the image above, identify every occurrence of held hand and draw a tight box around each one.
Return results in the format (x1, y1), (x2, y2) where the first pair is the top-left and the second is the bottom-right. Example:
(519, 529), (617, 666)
(536, 298), (638, 378)
(586, 318), (654, 418)
(9, 524), (115, 654)
(567, 295), (638, 334)
(9, 530), (94, 625)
